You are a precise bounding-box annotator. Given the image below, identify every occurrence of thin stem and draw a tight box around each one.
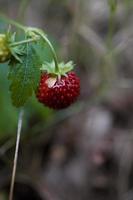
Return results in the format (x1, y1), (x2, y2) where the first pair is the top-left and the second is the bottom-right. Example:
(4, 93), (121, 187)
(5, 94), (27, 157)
(107, 0), (117, 49)
(107, 11), (115, 49)
(9, 109), (24, 200)
(32, 29), (59, 72)
(43, 35), (59, 72)
(10, 37), (40, 47)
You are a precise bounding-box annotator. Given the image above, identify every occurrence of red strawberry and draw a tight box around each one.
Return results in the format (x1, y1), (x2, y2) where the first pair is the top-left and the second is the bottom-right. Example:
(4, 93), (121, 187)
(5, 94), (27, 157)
(36, 71), (80, 109)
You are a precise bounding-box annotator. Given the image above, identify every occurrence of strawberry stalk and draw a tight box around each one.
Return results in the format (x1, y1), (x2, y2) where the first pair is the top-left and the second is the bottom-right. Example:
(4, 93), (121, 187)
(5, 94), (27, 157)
(38, 33), (59, 73)
(26, 28), (60, 73)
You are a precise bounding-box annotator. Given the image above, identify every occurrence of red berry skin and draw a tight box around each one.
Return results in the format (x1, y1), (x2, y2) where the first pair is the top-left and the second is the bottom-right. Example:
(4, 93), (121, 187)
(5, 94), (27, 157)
(36, 72), (80, 109)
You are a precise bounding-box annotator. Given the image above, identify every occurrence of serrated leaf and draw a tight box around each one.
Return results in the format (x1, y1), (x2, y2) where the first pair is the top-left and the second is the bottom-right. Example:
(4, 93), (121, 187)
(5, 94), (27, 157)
(8, 44), (41, 107)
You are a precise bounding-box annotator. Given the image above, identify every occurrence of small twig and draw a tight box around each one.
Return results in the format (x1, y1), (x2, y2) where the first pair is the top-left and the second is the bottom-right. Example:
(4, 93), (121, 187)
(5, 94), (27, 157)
(9, 108), (24, 200)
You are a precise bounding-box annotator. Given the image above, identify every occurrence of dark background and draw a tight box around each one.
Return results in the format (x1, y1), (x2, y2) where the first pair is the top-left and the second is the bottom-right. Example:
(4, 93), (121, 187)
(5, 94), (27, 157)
(0, 0), (133, 199)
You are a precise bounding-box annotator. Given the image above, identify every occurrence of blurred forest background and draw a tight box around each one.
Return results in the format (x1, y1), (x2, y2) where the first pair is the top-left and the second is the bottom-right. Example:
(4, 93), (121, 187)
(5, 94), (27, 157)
(0, 0), (133, 199)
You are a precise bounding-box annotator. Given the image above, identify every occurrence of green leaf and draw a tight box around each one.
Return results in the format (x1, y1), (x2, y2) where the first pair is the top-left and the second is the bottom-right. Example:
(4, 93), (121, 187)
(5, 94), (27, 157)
(8, 44), (41, 107)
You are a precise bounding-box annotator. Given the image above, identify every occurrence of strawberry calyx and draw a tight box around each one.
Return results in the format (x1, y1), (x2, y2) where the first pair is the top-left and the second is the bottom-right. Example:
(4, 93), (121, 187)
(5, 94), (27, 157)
(0, 31), (25, 63)
(40, 61), (74, 79)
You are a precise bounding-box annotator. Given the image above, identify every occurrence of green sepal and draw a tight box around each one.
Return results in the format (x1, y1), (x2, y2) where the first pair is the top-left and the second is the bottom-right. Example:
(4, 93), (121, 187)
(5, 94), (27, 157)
(41, 61), (74, 76)
(4, 30), (25, 63)
(9, 46), (25, 63)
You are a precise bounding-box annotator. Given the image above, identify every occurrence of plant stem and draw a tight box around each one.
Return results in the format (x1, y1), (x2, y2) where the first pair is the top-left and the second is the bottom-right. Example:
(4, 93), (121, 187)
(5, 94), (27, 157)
(107, 0), (117, 49)
(32, 29), (59, 72)
(42, 35), (59, 72)
(107, 11), (115, 49)
(9, 109), (24, 200)
(10, 37), (40, 47)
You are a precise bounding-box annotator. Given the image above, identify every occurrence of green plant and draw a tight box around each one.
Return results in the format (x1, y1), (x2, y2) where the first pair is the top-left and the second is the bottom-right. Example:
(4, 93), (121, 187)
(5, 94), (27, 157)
(0, 16), (80, 200)
(0, 17), (80, 109)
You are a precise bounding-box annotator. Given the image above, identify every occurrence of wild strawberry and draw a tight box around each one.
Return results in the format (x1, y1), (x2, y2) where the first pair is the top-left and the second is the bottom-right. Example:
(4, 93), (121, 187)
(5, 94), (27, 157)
(0, 34), (11, 63)
(36, 71), (80, 109)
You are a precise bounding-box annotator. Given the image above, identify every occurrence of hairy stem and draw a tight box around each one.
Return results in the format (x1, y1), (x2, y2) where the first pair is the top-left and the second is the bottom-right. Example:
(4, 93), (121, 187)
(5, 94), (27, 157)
(41, 35), (59, 72)
(10, 37), (40, 47)
(9, 109), (24, 200)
